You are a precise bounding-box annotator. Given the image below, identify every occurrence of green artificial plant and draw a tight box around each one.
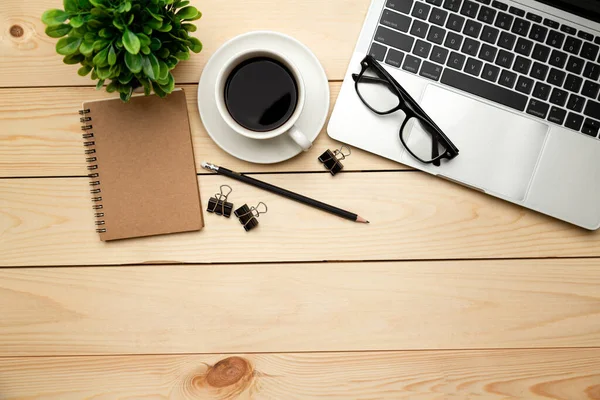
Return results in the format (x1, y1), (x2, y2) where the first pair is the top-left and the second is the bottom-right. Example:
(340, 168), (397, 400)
(42, 0), (202, 102)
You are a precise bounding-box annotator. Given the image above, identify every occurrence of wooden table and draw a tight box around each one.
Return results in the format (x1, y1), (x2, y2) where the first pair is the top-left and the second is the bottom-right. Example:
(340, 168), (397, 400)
(1, 1), (600, 398)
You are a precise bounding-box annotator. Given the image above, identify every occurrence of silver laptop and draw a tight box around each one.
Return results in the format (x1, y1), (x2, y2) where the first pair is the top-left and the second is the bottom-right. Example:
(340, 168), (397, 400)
(328, 0), (600, 229)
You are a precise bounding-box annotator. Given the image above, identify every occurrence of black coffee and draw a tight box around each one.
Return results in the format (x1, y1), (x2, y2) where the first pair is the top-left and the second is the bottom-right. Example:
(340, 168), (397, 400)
(224, 57), (298, 132)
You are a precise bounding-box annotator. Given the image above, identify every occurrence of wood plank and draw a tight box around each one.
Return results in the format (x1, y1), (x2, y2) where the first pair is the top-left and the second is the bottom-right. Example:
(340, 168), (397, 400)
(0, 0), (367, 87)
(1, 174), (599, 266)
(0, 84), (402, 177)
(1, 350), (599, 399)
(1, 260), (600, 355)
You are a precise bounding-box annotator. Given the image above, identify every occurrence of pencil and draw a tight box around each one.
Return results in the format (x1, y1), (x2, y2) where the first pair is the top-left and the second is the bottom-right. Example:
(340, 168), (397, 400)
(201, 162), (369, 223)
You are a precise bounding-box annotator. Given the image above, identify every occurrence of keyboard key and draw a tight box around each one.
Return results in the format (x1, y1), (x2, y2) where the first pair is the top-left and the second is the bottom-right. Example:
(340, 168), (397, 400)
(564, 36), (583, 55)
(547, 68), (566, 87)
(564, 74), (583, 93)
(420, 60), (443, 80)
(498, 69), (517, 88)
(481, 26), (499, 44)
(530, 62), (548, 80)
(413, 39), (433, 57)
(509, 6), (525, 17)
(583, 62), (600, 80)
(546, 30), (565, 49)
(513, 56), (531, 74)
(385, 48), (406, 67)
(584, 99), (600, 120)
(427, 25), (447, 44)
(582, 118), (600, 137)
(516, 75), (534, 95)
(526, 12), (542, 23)
(494, 12), (513, 30)
(529, 24), (548, 42)
(478, 43), (497, 62)
(514, 37), (533, 56)
(475, 0), (491, 4)
(495, 49), (514, 68)
(549, 88), (568, 106)
(477, 6), (496, 24)
(531, 43), (550, 62)
(548, 106), (567, 124)
(578, 31), (594, 42)
(463, 19), (483, 38)
(429, 8), (448, 26)
(443, 0), (462, 12)
(441, 68), (528, 110)
(460, 1), (479, 18)
(464, 57), (483, 75)
(526, 99), (549, 118)
(567, 94), (585, 112)
(491, 0), (507, 10)
(482, 63), (500, 82)
(444, 32), (463, 50)
(426, 0), (443, 5)
(447, 51), (466, 69)
(411, 20), (430, 38)
(511, 18), (530, 36)
(533, 81), (551, 100)
(375, 26), (415, 52)
(581, 42), (599, 61)
(381, 9), (412, 32)
(402, 54), (422, 72)
(461, 37), (480, 56)
(543, 18), (559, 29)
(582, 80), (600, 99)
(430, 45), (450, 63)
(369, 42), (388, 61)
(549, 49), (567, 68)
(446, 14), (465, 32)
(565, 112), (584, 131)
(386, 0), (414, 14)
(560, 24), (577, 35)
(498, 31), (516, 50)
(412, 2), (431, 19)
(566, 55), (585, 74)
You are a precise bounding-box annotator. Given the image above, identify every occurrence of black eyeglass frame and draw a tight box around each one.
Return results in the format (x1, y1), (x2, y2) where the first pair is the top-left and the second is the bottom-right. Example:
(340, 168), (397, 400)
(352, 55), (459, 164)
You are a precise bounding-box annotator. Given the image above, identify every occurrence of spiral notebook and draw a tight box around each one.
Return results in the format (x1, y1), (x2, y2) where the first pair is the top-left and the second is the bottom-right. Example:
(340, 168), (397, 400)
(80, 89), (203, 241)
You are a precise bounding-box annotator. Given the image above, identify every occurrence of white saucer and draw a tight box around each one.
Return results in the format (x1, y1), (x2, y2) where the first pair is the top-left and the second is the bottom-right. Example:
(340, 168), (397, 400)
(198, 31), (330, 164)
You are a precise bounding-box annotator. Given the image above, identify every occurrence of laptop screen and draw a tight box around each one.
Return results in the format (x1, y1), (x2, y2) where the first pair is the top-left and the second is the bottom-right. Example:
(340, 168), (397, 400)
(535, 0), (600, 24)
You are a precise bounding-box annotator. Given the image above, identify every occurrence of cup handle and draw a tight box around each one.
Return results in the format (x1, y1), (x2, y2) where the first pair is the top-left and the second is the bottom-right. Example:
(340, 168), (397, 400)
(287, 125), (312, 151)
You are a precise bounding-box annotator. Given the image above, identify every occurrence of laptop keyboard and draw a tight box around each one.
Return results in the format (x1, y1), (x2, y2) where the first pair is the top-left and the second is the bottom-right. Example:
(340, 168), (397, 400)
(369, 0), (600, 139)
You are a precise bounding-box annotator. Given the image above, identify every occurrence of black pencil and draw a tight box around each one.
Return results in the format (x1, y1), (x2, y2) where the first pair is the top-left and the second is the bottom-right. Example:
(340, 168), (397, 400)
(201, 162), (369, 223)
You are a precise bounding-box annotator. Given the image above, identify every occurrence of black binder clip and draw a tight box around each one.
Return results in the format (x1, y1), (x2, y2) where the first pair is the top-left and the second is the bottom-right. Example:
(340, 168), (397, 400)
(234, 202), (268, 232)
(207, 185), (234, 218)
(318, 145), (351, 176)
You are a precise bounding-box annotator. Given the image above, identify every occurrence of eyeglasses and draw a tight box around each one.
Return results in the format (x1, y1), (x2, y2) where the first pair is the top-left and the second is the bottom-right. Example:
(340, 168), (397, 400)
(352, 55), (459, 166)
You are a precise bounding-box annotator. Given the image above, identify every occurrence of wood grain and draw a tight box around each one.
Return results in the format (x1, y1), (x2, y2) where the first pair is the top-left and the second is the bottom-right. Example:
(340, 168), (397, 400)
(1, 174), (599, 266)
(1, 260), (600, 356)
(0, 85), (402, 177)
(0, 0), (367, 87)
(1, 350), (599, 399)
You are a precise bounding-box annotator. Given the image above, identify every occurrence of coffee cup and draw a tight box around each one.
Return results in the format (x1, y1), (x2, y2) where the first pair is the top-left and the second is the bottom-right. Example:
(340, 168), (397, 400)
(214, 49), (312, 151)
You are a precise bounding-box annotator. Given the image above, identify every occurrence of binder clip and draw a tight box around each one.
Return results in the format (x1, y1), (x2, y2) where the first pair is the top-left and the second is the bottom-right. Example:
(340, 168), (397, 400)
(234, 202), (268, 232)
(318, 145), (351, 176)
(207, 185), (234, 217)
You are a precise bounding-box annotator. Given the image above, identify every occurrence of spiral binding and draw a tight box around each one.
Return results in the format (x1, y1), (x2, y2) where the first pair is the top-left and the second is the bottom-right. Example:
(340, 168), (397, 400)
(80, 108), (106, 234)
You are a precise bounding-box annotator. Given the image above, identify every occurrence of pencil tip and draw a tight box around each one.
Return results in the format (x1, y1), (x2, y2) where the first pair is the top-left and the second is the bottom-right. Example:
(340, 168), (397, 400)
(356, 216), (369, 223)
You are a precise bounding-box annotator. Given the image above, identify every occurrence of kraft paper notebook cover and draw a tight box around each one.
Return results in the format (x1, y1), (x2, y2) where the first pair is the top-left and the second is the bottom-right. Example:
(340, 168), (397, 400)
(80, 89), (203, 241)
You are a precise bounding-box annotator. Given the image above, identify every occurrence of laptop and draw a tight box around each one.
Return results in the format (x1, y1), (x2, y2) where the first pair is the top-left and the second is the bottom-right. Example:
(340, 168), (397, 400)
(328, 0), (600, 229)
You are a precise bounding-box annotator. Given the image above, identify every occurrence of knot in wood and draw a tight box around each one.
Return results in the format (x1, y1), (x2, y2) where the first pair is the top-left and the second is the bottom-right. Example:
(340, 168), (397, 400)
(206, 357), (252, 388)
(10, 25), (24, 38)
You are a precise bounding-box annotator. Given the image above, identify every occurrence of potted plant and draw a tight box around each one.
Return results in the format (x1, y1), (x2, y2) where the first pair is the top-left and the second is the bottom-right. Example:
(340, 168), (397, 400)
(42, 0), (202, 102)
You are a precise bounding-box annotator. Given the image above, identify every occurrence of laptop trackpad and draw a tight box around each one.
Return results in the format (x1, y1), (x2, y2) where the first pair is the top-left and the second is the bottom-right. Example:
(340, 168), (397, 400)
(401, 85), (549, 201)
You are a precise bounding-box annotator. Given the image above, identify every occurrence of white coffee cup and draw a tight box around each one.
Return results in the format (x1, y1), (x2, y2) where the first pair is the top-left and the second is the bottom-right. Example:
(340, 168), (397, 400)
(214, 49), (312, 151)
